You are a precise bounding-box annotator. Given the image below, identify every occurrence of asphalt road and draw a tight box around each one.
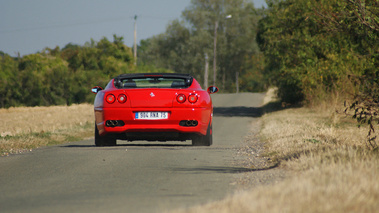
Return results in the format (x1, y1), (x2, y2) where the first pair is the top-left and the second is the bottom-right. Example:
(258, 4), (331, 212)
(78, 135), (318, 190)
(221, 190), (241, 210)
(0, 93), (264, 213)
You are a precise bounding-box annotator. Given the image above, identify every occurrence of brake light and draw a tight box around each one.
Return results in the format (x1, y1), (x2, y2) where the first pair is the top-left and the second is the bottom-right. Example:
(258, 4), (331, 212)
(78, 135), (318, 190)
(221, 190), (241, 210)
(106, 94), (116, 104)
(188, 94), (198, 103)
(118, 94), (127, 103)
(176, 94), (186, 103)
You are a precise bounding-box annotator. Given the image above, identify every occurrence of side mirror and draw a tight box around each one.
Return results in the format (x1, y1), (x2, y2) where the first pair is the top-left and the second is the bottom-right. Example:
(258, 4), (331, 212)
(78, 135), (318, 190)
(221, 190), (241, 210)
(207, 86), (219, 94)
(91, 86), (103, 94)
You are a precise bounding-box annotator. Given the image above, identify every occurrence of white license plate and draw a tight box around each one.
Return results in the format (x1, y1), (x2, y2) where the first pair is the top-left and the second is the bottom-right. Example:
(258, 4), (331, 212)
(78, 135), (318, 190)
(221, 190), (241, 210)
(135, 112), (168, 120)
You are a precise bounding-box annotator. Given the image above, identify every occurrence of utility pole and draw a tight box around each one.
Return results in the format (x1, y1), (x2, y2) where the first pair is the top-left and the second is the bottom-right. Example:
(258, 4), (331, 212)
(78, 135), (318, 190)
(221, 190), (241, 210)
(204, 53), (209, 89)
(213, 15), (231, 87)
(133, 15), (137, 66)
(236, 72), (239, 93)
(213, 20), (218, 86)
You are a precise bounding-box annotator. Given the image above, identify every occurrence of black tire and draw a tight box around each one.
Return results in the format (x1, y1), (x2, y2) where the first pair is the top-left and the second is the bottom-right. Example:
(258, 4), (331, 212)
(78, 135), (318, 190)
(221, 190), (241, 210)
(192, 124), (212, 146)
(95, 124), (117, 146)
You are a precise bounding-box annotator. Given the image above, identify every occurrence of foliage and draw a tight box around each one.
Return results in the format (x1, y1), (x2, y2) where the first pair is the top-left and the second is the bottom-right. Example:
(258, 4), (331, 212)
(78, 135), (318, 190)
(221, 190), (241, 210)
(257, 0), (378, 104)
(258, 0), (378, 148)
(0, 54), (20, 107)
(0, 35), (171, 108)
(345, 74), (379, 150)
(313, 0), (378, 149)
(138, 0), (265, 92)
(316, 0), (379, 149)
(239, 52), (265, 92)
(17, 54), (70, 106)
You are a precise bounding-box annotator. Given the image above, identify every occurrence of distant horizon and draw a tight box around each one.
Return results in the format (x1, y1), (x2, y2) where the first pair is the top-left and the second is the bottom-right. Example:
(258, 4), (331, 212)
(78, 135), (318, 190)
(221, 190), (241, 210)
(0, 0), (267, 57)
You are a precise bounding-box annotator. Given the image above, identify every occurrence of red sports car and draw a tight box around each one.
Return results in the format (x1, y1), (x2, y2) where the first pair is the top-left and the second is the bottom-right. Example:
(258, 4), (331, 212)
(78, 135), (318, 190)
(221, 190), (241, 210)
(91, 73), (218, 146)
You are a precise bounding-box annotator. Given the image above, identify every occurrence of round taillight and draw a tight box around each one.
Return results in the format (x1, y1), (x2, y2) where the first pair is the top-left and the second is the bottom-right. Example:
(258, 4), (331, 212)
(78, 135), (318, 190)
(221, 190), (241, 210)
(106, 94), (116, 104)
(176, 94), (186, 103)
(188, 94), (198, 103)
(118, 94), (127, 103)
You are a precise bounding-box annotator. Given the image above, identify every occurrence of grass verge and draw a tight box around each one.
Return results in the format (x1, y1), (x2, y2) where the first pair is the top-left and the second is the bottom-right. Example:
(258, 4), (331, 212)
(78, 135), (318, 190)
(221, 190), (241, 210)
(174, 93), (379, 212)
(0, 104), (93, 156)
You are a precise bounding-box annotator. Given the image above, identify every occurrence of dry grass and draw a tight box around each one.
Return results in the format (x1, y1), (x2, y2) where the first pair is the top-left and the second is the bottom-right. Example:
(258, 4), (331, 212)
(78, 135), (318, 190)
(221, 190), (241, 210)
(0, 104), (94, 155)
(173, 91), (379, 213)
(176, 158), (378, 213)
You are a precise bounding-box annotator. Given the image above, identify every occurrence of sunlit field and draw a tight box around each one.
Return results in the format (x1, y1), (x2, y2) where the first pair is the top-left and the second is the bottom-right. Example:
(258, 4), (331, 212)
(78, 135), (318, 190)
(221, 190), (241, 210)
(0, 104), (93, 155)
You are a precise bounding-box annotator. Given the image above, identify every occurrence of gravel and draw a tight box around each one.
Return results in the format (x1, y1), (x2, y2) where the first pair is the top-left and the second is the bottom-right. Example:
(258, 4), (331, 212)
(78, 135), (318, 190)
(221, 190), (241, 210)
(232, 120), (288, 190)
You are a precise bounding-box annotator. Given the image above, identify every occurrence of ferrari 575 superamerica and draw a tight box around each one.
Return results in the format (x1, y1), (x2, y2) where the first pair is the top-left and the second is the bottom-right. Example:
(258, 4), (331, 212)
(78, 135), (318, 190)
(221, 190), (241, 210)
(91, 73), (218, 146)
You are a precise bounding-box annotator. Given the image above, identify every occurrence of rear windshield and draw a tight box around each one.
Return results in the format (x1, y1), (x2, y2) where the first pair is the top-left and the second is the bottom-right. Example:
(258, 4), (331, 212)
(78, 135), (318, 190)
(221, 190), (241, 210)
(118, 77), (188, 89)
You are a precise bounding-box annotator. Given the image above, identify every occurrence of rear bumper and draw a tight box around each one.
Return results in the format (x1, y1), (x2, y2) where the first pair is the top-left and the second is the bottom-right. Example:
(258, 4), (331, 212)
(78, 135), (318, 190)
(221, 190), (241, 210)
(95, 107), (211, 137)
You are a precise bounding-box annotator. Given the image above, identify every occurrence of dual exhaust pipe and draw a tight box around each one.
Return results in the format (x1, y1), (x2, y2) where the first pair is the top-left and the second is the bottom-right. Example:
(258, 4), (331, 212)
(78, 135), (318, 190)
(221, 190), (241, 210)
(179, 120), (198, 127)
(105, 120), (125, 127)
(106, 119), (198, 127)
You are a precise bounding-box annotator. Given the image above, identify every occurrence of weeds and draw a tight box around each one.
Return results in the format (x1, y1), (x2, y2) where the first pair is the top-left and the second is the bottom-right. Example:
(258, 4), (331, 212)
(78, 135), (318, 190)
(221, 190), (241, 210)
(344, 74), (379, 150)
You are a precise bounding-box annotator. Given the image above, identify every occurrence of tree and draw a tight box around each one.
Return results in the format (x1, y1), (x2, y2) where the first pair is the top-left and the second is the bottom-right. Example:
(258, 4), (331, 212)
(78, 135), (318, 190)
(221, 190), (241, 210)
(0, 53), (21, 107)
(138, 0), (264, 92)
(257, 0), (378, 103)
(17, 54), (70, 106)
(257, 0), (378, 147)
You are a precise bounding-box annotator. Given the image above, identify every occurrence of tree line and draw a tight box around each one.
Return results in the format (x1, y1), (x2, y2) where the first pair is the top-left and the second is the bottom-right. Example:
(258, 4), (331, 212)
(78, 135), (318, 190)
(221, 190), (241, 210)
(0, 35), (170, 108)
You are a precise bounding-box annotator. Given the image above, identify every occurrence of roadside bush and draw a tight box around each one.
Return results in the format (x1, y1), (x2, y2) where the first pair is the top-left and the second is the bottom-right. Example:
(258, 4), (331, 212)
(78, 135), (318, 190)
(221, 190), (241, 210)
(258, 0), (378, 105)
(345, 71), (379, 150)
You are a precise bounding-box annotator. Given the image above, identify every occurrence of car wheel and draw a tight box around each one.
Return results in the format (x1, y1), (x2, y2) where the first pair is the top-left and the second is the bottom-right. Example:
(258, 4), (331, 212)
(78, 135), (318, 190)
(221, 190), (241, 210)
(95, 124), (117, 146)
(192, 124), (212, 146)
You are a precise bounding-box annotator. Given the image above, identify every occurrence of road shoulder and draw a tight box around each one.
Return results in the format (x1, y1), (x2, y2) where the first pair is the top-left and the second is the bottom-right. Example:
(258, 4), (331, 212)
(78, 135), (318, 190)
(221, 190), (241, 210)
(233, 119), (287, 190)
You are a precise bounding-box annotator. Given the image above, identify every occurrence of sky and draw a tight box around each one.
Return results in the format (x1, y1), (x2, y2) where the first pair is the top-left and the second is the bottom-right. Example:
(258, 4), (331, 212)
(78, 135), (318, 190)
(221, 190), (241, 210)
(0, 0), (267, 57)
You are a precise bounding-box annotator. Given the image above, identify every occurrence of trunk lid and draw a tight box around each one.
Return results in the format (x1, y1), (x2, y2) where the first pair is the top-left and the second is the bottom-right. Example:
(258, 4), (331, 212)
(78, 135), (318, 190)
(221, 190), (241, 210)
(127, 89), (177, 108)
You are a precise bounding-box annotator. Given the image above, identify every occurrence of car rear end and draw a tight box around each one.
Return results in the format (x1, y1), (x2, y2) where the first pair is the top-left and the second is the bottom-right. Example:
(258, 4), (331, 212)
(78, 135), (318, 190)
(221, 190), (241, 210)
(94, 74), (213, 142)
